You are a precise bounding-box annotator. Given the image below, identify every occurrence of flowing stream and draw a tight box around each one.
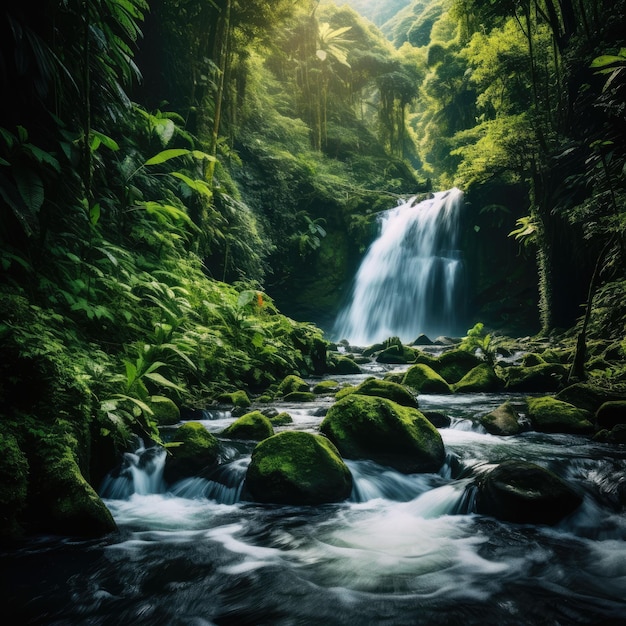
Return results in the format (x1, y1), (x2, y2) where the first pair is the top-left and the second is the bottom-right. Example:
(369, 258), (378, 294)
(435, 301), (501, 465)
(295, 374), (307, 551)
(334, 188), (466, 345)
(4, 358), (626, 625)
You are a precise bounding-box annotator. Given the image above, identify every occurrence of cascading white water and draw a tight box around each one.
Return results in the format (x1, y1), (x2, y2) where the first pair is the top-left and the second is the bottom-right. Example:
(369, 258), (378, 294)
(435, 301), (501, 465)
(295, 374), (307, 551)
(334, 187), (466, 345)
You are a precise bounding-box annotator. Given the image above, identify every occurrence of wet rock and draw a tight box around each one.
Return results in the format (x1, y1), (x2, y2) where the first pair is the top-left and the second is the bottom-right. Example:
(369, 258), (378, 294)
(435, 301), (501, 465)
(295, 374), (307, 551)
(148, 396), (180, 426)
(422, 410), (452, 428)
(283, 391), (316, 402)
(479, 401), (521, 436)
(336, 377), (419, 408)
(435, 349), (482, 384)
(216, 389), (251, 408)
(594, 424), (626, 444)
(320, 394), (445, 473)
(526, 396), (594, 434)
(504, 363), (568, 392)
(221, 411), (274, 441)
(330, 355), (362, 374)
(376, 344), (416, 364)
(555, 383), (625, 413)
(313, 380), (341, 394)
(596, 401), (626, 430)
(245, 431), (352, 505)
(277, 375), (309, 396)
(268, 412), (293, 426)
(412, 334), (433, 346)
(475, 460), (582, 525)
(453, 363), (503, 393)
(164, 422), (221, 482)
(402, 363), (452, 394)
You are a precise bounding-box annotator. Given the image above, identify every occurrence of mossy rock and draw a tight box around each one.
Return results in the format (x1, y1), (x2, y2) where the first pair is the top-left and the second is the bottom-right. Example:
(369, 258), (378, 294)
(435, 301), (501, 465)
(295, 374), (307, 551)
(522, 352), (546, 367)
(336, 378), (418, 408)
(453, 363), (503, 393)
(313, 380), (341, 394)
(383, 371), (405, 384)
(362, 342), (385, 357)
(422, 410), (452, 428)
(269, 412), (293, 426)
(283, 391), (316, 402)
(221, 411), (274, 441)
(594, 424), (626, 444)
(526, 396), (594, 434)
(245, 431), (352, 505)
(595, 401), (626, 430)
(277, 375), (309, 396)
(164, 422), (221, 482)
(435, 349), (482, 384)
(402, 364), (452, 394)
(148, 395), (180, 426)
(413, 351), (439, 369)
(320, 394), (445, 473)
(555, 383), (626, 413)
(26, 435), (117, 537)
(376, 344), (416, 364)
(331, 355), (362, 375)
(480, 401), (522, 436)
(475, 460), (582, 525)
(0, 431), (29, 538)
(216, 389), (252, 408)
(540, 349), (567, 364)
(504, 363), (568, 392)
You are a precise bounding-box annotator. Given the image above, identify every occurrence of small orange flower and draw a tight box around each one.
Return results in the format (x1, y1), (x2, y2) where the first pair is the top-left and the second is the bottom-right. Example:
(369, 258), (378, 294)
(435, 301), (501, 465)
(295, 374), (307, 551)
(256, 292), (263, 308)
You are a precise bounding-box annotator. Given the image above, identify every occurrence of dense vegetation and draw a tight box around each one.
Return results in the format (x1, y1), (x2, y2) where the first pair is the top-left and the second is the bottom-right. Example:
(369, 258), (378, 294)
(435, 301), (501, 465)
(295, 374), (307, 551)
(0, 0), (625, 538)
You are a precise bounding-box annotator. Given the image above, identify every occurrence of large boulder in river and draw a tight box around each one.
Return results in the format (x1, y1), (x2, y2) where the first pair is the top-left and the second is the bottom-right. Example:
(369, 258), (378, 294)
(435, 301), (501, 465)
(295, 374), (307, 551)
(320, 395), (445, 473)
(245, 431), (352, 505)
(376, 343), (417, 364)
(164, 422), (221, 482)
(526, 396), (594, 434)
(402, 364), (452, 394)
(555, 382), (624, 413)
(435, 349), (482, 384)
(453, 363), (503, 393)
(475, 460), (582, 525)
(595, 401), (626, 430)
(221, 411), (274, 441)
(504, 363), (567, 392)
(336, 377), (419, 408)
(277, 374), (310, 396)
(479, 401), (522, 436)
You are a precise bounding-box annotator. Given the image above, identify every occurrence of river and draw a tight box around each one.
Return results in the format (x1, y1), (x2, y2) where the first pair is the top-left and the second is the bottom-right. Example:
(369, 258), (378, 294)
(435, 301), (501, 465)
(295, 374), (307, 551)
(3, 360), (626, 625)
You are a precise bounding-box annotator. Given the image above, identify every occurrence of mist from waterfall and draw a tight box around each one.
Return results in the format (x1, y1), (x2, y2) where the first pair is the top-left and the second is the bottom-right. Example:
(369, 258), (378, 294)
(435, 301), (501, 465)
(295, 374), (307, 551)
(334, 188), (466, 345)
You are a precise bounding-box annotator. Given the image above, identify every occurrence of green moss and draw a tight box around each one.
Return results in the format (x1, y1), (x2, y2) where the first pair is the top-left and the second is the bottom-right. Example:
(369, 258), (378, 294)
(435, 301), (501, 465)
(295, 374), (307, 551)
(245, 431), (352, 504)
(335, 377), (419, 408)
(277, 374), (310, 396)
(402, 364), (452, 394)
(479, 401), (521, 436)
(283, 391), (316, 402)
(330, 355), (362, 374)
(26, 433), (117, 537)
(526, 396), (594, 434)
(313, 380), (341, 394)
(221, 411), (274, 440)
(217, 390), (251, 408)
(522, 352), (546, 367)
(435, 349), (482, 384)
(269, 412), (293, 426)
(165, 422), (221, 482)
(0, 431), (29, 538)
(320, 394), (445, 473)
(376, 344), (417, 364)
(453, 363), (503, 393)
(148, 395), (180, 426)
(504, 362), (568, 392)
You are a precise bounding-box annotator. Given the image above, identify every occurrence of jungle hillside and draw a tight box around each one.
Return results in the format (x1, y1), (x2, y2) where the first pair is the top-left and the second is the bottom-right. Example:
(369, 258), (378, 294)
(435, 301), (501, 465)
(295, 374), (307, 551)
(1, 0), (626, 540)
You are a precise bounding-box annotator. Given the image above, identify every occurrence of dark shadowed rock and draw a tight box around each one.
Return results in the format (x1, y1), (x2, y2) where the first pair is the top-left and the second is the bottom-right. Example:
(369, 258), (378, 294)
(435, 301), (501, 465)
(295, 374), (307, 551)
(475, 460), (582, 525)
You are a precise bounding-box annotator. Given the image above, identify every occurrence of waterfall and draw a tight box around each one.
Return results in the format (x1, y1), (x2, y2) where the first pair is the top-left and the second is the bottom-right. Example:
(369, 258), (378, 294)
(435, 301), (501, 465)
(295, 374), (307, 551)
(334, 188), (466, 345)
